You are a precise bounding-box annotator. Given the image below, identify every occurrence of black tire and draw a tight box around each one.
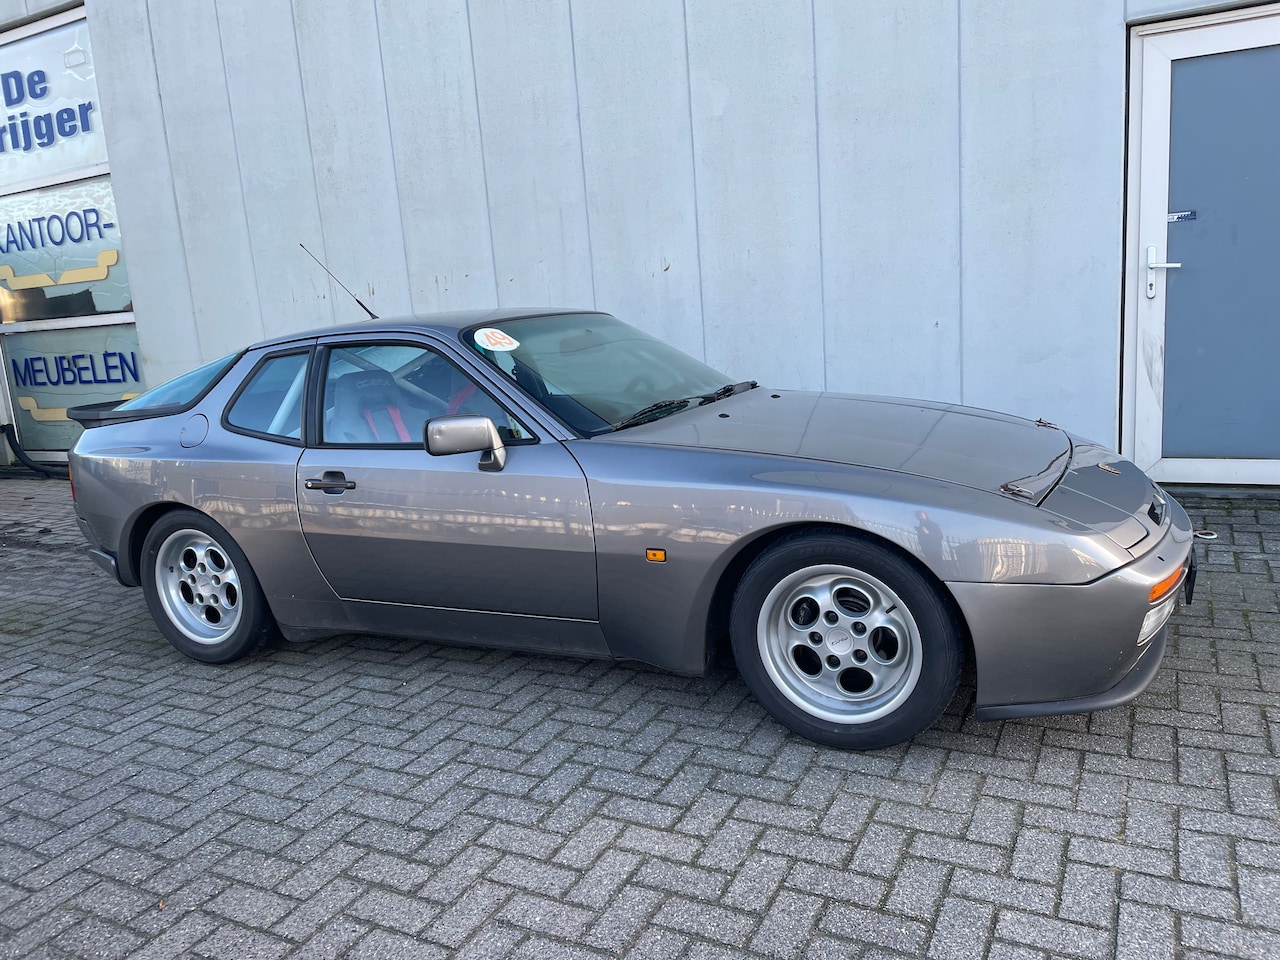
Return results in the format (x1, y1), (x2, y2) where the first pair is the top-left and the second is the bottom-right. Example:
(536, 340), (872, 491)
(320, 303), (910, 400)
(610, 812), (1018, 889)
(731, 532), (962, 750)
(139, 509), (277, 663)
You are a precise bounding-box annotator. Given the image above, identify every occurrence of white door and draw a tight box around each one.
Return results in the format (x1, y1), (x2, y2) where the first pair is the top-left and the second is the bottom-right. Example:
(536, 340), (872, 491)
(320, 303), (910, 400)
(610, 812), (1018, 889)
(1125, 6), (1280, 484)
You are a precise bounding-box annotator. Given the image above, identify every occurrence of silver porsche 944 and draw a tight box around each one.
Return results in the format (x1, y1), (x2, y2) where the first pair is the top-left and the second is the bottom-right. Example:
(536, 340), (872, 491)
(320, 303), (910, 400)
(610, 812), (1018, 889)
(68, 309), (1195, 750)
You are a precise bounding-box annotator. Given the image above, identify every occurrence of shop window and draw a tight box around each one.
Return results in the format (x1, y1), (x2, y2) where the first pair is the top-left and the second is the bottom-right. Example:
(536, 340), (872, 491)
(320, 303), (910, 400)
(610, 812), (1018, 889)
(0, 11), (140, 456)
(0, 176), (131, 324)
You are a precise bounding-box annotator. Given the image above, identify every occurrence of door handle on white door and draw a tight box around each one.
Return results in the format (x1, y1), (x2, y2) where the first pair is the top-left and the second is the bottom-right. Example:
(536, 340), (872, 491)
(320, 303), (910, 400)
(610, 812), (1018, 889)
(1146, 244), (1182, 298)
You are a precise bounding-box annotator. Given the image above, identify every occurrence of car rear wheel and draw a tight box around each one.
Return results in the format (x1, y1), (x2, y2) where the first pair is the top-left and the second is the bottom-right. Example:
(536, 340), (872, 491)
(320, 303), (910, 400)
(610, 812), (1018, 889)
(731, 532), (962, 750)
(140, 510), (277, 663)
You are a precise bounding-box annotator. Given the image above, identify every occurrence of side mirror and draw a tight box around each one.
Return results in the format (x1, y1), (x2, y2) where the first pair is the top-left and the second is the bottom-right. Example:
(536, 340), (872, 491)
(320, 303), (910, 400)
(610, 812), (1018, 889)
(424, 415), (506, 472)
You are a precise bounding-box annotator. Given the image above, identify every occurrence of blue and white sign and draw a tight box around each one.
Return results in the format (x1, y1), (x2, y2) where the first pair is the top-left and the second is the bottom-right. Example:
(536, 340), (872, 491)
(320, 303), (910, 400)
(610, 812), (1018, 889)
(0, 19), (105, 189)
(0, 175), (129, 323)
(4, 322), (144, 450)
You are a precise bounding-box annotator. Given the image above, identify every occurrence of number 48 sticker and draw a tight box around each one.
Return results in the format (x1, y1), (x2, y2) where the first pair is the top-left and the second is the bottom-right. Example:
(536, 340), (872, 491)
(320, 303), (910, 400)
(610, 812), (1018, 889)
(474, 327), (520, 352)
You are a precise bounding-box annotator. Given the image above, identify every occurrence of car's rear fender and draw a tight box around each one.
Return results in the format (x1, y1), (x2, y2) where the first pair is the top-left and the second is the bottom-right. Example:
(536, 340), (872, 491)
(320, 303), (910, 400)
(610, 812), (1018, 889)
(72, 421), (340, 622)
(118, 501), (185, 586)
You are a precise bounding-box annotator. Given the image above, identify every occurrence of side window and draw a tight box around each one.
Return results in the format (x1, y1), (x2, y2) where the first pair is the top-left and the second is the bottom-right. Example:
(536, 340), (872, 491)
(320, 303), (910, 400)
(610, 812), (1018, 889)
(321, 343), (534, 446)
(225, 352), (309, 441)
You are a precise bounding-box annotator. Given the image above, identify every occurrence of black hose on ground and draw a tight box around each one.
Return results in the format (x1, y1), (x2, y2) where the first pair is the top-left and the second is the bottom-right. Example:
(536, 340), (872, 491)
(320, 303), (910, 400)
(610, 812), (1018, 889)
(0, 422), (69, 479)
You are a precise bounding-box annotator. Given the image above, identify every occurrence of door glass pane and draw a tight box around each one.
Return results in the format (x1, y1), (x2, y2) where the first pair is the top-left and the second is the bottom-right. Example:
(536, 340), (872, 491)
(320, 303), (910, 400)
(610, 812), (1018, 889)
(1163, 44), (1280, 458)
(320, 344), (533, 446)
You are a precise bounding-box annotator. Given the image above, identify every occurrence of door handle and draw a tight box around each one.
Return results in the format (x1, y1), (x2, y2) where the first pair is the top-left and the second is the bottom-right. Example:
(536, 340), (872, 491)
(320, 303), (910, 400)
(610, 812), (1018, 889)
(1146, 245), (1182, 299)
(304, 471), (356, 493)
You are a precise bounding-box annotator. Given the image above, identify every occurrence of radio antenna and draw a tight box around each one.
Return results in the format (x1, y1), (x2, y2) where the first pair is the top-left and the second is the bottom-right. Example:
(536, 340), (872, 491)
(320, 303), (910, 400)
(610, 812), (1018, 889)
(300, 243), (378, 320)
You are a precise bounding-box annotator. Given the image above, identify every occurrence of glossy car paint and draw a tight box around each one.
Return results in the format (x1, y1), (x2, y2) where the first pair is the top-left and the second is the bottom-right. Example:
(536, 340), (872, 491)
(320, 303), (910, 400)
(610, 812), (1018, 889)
(614, 390), (1075, 505)
(69, 309), (1193, 718)
(296, 442), (596, 618)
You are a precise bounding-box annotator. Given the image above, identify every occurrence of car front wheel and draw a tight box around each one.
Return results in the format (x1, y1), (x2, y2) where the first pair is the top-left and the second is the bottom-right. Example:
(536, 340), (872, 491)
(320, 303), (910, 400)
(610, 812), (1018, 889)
(731, 533), (963, 750)
(140, 510), (277, 663)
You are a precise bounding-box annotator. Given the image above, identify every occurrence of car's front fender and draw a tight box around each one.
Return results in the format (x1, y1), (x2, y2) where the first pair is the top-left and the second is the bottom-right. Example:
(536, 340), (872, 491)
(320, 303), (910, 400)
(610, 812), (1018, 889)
(567, 440), (1135, 674)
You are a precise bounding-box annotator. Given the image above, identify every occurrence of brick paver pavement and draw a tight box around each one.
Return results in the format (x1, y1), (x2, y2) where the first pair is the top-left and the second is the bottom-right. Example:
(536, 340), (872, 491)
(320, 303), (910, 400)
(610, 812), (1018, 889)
(1, 474), (1277, 958)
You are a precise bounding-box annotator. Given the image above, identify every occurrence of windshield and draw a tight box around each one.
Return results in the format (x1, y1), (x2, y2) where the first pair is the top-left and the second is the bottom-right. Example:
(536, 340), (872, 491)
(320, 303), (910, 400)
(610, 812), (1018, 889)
(465, 314), (732, 435)
(115, 353), (239, 411)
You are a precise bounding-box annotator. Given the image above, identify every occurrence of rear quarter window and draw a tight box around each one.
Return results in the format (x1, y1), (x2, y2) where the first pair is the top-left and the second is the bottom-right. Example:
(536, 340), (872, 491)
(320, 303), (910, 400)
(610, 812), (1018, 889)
(224, 352), (309, 442)
(115, 353), (239, 412)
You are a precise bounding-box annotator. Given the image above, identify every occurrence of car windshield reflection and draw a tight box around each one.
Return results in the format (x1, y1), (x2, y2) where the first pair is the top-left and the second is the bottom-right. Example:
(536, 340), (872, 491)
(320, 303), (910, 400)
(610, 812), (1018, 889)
(466, 313), (733, 435)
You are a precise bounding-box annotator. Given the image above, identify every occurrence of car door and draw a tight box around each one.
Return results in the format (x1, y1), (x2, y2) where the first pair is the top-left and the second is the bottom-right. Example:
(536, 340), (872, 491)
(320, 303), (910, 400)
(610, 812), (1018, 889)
(295, 334), (598, 620)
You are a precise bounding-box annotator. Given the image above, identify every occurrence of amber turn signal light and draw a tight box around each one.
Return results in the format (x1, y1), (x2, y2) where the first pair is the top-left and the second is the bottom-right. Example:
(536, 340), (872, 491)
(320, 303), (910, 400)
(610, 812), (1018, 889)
(646, 548), (667, 562)
(1149, 565), (1186, 604)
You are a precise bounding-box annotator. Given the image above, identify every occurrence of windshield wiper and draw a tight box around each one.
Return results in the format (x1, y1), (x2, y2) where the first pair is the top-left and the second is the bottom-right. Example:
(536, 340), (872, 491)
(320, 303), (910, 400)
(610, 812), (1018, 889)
(700, 380), (757, 404)
(612, 381), (758, 432)
(612, 397), (695, 431)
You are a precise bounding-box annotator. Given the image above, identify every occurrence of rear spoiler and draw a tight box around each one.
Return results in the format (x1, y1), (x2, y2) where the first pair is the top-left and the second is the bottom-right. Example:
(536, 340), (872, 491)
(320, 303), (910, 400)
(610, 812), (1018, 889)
(67, 400), (186, 427)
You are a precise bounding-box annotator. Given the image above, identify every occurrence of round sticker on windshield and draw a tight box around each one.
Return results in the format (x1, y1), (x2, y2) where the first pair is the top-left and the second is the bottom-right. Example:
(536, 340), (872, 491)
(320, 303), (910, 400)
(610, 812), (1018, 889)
(474, 327), (520, 352)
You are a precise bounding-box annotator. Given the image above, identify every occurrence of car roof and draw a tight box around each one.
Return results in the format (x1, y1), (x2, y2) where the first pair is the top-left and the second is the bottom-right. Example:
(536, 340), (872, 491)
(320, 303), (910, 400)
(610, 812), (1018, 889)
(255, 306), (601, 349)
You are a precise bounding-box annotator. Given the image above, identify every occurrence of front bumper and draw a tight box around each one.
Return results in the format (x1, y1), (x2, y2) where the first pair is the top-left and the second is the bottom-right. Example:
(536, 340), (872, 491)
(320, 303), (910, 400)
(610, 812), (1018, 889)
(951, 498), (1193, 716)
(974, 624), (1167, 721)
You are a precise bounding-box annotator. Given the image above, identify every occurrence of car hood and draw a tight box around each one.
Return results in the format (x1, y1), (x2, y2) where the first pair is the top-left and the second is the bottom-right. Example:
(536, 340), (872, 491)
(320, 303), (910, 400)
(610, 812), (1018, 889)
(606, 390), (1072, 503)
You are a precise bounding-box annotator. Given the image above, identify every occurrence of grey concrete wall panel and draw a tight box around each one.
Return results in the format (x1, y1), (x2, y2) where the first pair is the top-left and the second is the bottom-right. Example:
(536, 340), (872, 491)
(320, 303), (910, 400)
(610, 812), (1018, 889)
(815, 0), (962, 402)
(83, 2), (202, 386)
(0, 0), (78, 31)
(1126, 0), (1261, 23)
(77, 0), (1163, 449)
(959, 0), (1127, 442)
(217, 0), (332, 336)
(149, 2), (263, 352)
(685, 0), (824, 388)
(375, 0), (498, 313)
(292, 1), (412, 322)
(1162, 43), (1280, 458)
(570, 0), (705, 360)
(468, 1), (594, 308)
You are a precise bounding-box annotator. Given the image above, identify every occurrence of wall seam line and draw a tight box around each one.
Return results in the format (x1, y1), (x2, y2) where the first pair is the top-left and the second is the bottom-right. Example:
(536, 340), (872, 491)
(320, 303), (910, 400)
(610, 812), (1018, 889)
(464, 0), (501, 306)
(811, 0), (827, 389)
(371, 1), (414, 316)
(287, 0), (337, 327)
(956, 0), (965, 404)
(212, 0), (266, 340)
(566, 0), (597, 309)
(146, 0), (207, 360)
(681, 0), (708, 361)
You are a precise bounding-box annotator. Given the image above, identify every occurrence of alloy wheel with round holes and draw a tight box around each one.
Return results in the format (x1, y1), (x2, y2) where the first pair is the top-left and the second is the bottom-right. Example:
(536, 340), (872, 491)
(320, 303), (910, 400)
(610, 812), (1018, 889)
(731, 532), (963, 750)
(140, 509), (277, 663)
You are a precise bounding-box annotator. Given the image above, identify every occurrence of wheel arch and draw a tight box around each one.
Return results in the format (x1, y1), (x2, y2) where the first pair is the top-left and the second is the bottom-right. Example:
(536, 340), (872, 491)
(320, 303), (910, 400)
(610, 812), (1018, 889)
(134, 502), (280, 663)
(119, 502), (198, 587)
(703, 521), (974, 668)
